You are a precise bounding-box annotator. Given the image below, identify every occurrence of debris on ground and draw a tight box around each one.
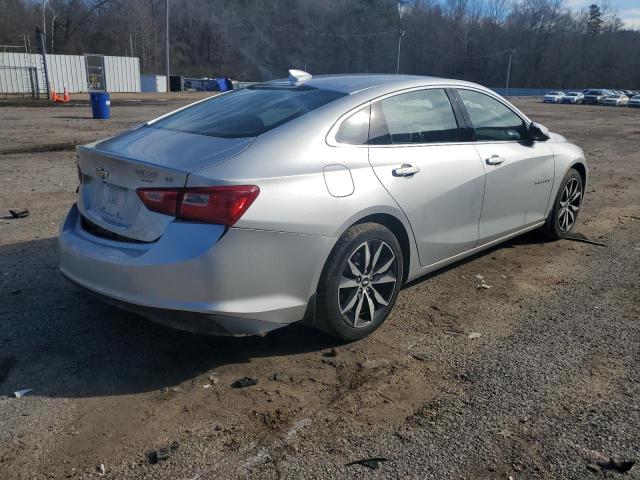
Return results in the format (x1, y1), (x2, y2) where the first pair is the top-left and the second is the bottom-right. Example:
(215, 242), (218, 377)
(323, 348), (339, 357)
(96, 463), (106, 475)
(467, 332), (482, 339)
(13, 389), (33, 398)
(231, 377), (258, 389)
(587, 463), (601, 473)
(596, 458), (635, 473)
(147, 442), (179, 464)
(445, 329), (465, 336)
(475, 274), (492, 289)
(208, 373), (219, 384)
(346, 457), (388, 470)
(8, 209), (29, 219)
(201, 384), (211, 389)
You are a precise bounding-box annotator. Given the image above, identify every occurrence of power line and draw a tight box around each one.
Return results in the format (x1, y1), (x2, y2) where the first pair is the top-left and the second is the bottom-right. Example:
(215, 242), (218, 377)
(259, 22), (399, 38)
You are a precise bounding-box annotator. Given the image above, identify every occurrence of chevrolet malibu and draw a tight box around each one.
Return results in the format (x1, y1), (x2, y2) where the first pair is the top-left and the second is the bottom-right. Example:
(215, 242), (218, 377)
(59, 72), (587, 341)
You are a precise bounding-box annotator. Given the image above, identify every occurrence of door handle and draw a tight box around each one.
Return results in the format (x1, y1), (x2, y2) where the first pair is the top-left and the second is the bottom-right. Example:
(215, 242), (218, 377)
(485, 155), (506, 166)
(392, 164), (421, 177)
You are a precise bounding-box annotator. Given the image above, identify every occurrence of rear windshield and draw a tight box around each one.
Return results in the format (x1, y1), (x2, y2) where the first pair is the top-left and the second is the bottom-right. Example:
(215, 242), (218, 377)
(586, 90), (602, 95)
(149, 85), (346, 138)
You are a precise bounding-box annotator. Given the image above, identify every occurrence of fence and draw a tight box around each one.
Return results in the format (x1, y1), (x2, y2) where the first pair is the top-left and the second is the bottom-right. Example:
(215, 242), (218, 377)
(0, 51), (141, 96)
(0, 49), (43, 98)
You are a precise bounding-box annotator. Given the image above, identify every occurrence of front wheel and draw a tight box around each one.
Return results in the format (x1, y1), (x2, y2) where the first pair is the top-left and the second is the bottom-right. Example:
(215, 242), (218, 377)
(315, 223), (403, 341)
(540, 168), (583, 239)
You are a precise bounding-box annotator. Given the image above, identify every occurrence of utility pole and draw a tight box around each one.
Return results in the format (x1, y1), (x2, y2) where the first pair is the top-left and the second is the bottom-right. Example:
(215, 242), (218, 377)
(396, 0), (406, 74)
(505, 49), (514, 98)
(165, 0), (170, 92)
(396, 30), (405, 74)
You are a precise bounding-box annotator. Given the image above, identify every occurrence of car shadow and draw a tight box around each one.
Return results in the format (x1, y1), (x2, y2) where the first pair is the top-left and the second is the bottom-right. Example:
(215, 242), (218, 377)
(402, 230), (551, 289)
(0, 231), (551, 399)
(0, 237), (337, 399)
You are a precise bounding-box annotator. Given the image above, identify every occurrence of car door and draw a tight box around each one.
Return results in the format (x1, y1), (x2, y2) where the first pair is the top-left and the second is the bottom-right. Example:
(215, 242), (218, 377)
(454, 88), (555, 243)
(368, 87), (486, 268)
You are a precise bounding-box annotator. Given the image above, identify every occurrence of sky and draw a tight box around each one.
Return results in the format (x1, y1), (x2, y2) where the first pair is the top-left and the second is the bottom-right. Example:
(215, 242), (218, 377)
(565, 0), (640, 29)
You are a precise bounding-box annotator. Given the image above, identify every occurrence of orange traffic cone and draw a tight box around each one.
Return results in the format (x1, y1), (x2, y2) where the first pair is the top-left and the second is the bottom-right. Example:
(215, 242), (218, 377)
(62, 87), (70, 102)
(50, 87), (58, 101)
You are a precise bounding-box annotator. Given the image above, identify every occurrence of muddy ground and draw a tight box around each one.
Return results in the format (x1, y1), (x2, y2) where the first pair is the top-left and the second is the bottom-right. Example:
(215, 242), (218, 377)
(0, 96), (638, 479)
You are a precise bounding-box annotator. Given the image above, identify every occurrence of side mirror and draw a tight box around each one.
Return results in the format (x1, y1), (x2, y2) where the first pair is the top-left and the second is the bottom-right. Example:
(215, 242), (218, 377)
(528, 122), (550, 141)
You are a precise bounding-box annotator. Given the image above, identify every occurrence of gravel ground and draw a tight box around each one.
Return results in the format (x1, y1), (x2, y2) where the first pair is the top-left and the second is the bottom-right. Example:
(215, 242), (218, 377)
(0, 98), (638, 479)
(250, 223), (640, 480)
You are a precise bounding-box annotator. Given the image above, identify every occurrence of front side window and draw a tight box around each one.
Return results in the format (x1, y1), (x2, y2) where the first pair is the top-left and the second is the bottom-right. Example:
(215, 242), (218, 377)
(150, 85), (346, 138)
(369, 89), (460, 145)
(457, 89), (527, 142)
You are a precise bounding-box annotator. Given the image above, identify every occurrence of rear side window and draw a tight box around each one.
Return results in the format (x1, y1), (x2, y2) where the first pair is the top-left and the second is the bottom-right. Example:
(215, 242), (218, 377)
(335, 106), (370, 145)
(150, 86), (346, 138)
(457, 89), (527, 141)
(369, 89), (460, 145)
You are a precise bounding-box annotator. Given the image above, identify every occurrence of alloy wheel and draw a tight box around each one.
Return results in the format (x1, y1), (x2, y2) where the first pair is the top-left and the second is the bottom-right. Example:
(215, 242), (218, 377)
(558, 177), (581, 232)
(337, 240), (398, 328)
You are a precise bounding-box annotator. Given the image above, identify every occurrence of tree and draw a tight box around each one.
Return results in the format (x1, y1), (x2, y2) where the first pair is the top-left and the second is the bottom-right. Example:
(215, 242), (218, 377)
(586, 4), (603, 35)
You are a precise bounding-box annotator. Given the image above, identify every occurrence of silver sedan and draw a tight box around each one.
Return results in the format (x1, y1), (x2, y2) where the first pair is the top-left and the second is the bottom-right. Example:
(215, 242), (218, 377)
(59, 72), (588, 340)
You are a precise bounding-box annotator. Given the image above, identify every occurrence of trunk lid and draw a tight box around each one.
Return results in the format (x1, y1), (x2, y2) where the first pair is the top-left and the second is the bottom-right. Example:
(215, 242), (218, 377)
(77, 127), (253, 242)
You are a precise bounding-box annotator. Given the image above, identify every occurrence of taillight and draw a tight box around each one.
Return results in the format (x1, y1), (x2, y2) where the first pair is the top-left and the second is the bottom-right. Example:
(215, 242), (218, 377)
(136, 185), (259, 226)
(137, 189), (180, 216)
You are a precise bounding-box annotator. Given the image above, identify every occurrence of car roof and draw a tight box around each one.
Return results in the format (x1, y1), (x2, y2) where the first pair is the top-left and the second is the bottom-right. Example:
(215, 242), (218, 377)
(259, 74), (482, 94)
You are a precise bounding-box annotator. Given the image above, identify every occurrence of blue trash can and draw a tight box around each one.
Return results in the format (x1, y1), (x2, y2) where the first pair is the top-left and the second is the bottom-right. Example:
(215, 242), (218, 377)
(216, 77), (228, 92)
(90, 92), (110, 119)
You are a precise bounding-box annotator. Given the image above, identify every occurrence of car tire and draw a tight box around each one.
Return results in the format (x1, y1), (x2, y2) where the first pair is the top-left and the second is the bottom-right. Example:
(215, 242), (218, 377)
(540, 168), (583, 240)
(315, 222), (403, 341)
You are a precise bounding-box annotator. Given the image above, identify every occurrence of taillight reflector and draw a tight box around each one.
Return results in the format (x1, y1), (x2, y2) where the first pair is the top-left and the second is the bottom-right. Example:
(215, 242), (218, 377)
(136, 185), (259, 226)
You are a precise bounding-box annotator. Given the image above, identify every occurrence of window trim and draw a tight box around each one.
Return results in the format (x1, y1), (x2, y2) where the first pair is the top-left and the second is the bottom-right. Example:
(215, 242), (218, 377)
(328, 85), (470, 148)
(452, 87), (534, 144)
(326, 84), (535, 148)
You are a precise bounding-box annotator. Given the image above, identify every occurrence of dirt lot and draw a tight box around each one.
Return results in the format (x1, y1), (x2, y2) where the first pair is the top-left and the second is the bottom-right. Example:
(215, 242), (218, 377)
(0, 97), (638, 480)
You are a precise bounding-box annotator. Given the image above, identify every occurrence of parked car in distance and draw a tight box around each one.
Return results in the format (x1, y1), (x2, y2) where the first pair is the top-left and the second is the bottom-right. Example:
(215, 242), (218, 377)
(583, 89), (610, 105)
(543, 91), (565, 103)
(628, 95), (640, 108)
(621, 90), (637, 98)
(59, 72), (588, 340)
(603, 94), (629, 106)
(560, 91), (584, 104)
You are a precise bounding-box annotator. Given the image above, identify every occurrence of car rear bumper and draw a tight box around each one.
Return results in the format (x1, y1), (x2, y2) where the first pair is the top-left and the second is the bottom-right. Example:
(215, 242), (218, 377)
(59, 204), (335, 335)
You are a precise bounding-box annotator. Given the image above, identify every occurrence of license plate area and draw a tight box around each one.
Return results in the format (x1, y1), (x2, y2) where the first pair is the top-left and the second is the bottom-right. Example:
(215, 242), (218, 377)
(97, 182), (127, 219)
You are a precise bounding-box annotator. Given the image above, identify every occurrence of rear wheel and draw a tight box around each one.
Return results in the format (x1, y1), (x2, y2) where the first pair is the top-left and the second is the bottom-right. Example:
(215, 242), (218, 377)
(316, 223), (403, 341)
(540, 168), (583, 239)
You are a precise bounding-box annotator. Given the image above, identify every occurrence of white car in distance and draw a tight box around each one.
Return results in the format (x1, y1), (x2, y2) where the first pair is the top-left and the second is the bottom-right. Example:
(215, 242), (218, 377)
(602, 94), (629, 107)
(543, 91), (565, 103)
